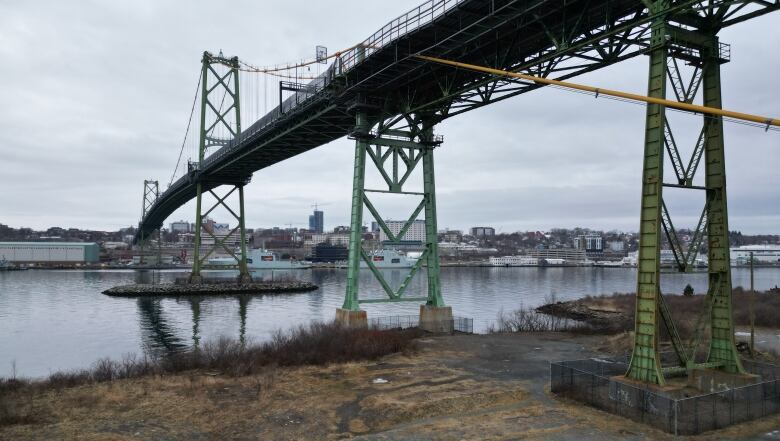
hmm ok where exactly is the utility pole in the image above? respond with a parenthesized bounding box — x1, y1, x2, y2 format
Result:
(750, 251, 755, 357)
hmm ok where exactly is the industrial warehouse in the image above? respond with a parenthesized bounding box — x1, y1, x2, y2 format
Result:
(0, 242, 100, 264)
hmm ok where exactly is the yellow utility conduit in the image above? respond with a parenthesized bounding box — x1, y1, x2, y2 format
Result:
(414, 55, 779, 129)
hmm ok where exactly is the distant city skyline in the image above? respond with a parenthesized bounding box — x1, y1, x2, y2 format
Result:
(3, 219, 779, 239)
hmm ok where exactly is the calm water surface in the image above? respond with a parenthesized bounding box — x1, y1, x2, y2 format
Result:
(1, 266, 778, 377)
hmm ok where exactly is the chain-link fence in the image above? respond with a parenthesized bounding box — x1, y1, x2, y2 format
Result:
(551, 357, 780, 435)
(369, 315, 473, 334)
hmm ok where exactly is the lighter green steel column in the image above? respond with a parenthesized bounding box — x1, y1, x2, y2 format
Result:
(231, 56, 250, 282)
(189, 52, 210, 282)
(343, 111, 370, 310)
(237, 185, 251, 281)
(702, 38, 744, 373)
(421, 124, 444, 307)
(626, 6, 668, 385)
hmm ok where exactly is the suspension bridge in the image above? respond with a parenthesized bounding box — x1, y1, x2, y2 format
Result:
(134, 0, 779, 387)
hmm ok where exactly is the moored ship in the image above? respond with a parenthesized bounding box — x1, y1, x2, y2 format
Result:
(207, 249, 311, 270)
(359, 249, 417, 269)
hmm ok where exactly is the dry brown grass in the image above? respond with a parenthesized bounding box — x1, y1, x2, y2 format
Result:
(580, 288, 780, 333)
(0, 322, 421, 428)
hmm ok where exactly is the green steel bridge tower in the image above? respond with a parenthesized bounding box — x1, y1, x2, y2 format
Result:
(626, 0, 745, 386)
(189, 51, 251, 284)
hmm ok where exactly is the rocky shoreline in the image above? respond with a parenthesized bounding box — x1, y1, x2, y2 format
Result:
(535, 299, 632, 332)
(102, 281, 318, 297)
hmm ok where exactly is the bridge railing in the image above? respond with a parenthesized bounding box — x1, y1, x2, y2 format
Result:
(336, 0, 464, 74)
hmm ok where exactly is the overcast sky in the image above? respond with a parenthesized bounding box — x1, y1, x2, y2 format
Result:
(0, 1, 778, 234)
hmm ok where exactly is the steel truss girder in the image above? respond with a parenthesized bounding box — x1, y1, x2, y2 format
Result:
(625, 6, 744, 386)
(383, 0, 779, 120)
(342, 112, 444, 310)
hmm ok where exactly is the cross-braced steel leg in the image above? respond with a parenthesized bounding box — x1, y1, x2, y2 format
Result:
(339, 110, 446, 324)
(626, 4, 744, 385)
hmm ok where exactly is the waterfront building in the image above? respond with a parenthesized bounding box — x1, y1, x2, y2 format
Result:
(527, 248, 587, 262)
(730, 245, 780, 264)
(574, 234, 603, 252)
(489, 255, 539, 266)
(198, 222, 240, 250)
(308, 209, 324, 234)
(441, 230, 463, 243)
(0, 242, 100, 264)
(327, 233, 350, 247)
(380, 220, 426, 243)
(310, 243, 348, 263)
(470, 226, 495, 237)
(169, 220, 191, 233)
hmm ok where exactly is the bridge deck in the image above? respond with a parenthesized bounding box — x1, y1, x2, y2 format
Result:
(137, 0, 778, 239)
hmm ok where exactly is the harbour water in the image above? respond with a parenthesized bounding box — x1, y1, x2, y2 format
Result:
(1, 266, 778, 378)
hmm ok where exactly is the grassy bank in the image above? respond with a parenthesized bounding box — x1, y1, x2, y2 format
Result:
(487, 288, 780, 337)
(0, 322, 421, 427)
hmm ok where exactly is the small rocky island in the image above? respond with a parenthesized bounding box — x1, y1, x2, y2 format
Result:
(103, 280, 318, 297)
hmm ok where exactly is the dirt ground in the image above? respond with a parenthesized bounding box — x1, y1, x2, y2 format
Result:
(3, 332, 780, 440)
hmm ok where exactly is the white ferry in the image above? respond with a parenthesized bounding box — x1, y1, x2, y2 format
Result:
(360, 249, 417, 269)
(489, 256, 539, 267)
(207, 249, 311, 270)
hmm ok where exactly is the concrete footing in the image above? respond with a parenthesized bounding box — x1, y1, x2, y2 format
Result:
(419, 305, 453, 333)
(688, 368, 760, 393)
(335, 308, 368, 328)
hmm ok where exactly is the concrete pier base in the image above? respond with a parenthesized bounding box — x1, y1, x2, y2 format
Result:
(335, 308, 368, 328)
(419, 305, 453, 333)
(688, 368, 760, 393)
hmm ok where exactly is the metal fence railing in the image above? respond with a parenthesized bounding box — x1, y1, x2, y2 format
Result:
(369, 314, 473, 334)
(550, 357, 780, 435)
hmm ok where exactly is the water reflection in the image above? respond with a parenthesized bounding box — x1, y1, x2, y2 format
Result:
(190, 297, 201, 347)
(136, 297, 187, 356)
(237, 295, 250, 345)
(136, 293, 254, 357)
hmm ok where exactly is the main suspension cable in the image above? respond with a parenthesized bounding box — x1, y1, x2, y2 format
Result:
(169, 70, 202, 188)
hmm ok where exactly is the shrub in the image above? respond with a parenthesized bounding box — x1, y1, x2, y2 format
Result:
(0, 321, 420, 414)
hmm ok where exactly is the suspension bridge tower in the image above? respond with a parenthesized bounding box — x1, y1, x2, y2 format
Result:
(189, 51, 252, 284)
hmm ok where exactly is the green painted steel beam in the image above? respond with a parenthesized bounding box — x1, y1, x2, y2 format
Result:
(626, 5, 670, 386)
(342, 111, 369, 311)
(627, 3, 747, 385)
(190, 52, 250, 282)
(701, 36, 744, 374)
(359, 297, 429, 304)
(341, 112, 445, 310)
